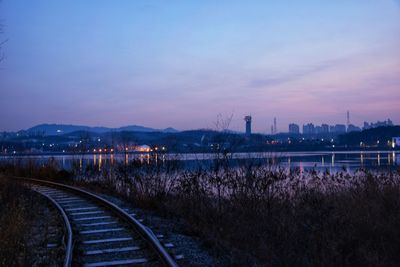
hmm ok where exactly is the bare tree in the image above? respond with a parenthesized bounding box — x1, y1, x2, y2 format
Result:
(213, 112, 234, 132)
(0, 19, 4, 63)
(0, 37, 2, 63)
(0, 1, 5, 63)
(0, 39, 4, 62)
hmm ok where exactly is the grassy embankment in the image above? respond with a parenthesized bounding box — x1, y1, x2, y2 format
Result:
(1, 157, 400, 266)
(0, 175, 65, 266)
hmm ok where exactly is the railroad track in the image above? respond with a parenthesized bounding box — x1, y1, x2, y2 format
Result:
(18, 178, 178, 267)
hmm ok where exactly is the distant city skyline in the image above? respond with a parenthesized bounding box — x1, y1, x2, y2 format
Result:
(1, 1, 399, 132)
(1, 117, 396, 136)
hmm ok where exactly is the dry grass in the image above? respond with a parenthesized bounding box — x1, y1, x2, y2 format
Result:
(0, 178, 36, 266)
(0, 177, 65, 266)
(2, 157, 400, 266)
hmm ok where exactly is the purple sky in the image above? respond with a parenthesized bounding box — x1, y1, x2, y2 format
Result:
(0, 0, 399, 133)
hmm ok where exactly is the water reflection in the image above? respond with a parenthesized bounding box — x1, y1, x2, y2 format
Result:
(361, 152, 364, 166)
(1, 151, 399, 172)
(99, 154, 102, 171)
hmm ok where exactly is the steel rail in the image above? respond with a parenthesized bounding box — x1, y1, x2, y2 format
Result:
(13, 176, 178, 267)
(32, 188, 73, 267)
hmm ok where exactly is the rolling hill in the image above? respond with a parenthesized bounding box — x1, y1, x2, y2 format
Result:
(26, 124, 179, 136)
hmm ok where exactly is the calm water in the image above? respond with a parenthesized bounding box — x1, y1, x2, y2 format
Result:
(1, 151, 399, 173)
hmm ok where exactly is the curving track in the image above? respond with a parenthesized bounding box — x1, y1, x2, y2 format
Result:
(20, 178, 178, 267)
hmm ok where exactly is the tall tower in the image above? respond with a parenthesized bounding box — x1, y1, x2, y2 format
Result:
(244, 116, 252, 136)
(274, 117, 277, 134)
(347, 110, 350, 131)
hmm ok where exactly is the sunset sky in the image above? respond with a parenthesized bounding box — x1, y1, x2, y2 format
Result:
(1, 0, 399, 133)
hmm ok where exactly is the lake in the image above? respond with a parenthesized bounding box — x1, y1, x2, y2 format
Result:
(1, 151, 399, 173)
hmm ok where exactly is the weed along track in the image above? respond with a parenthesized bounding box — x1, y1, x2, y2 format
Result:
(19, 178, 179, 267)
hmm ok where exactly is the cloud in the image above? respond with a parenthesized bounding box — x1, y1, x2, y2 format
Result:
(248, 59, 345, 89)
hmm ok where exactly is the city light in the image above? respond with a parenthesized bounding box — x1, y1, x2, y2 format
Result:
(0, 2, 398, 264)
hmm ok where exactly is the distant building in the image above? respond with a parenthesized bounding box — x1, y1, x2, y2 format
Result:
(244, 116, 252, 136)
(363, 119, 394, 130)
(330, 124, 346, 133)
(315, 126, 322, 134)
(321, 124, 329, 134)
(289, 123, 300, 134)
(347, 124, 361, 132)
(303, 123, 315, 134)
(273, 117, 277, 134)
(135, 145, 151, 152)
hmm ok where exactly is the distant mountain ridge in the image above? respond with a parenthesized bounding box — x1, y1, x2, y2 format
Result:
(26, 124, 179, 135)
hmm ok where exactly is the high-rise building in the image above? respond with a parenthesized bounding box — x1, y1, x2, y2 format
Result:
(289, 123, 300, 134)
(273, 117, 277, 134)
(303, 123, 315, 134)
(244, 116, 252, 136)
(330, 124, 346, 133)
(363, 119, 394, 130)
(347, 124, 361, 132)
(314, 124, 330, 134)
(321, 124, 329, 133)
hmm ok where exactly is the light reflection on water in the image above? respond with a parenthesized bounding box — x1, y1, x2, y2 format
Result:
(0, 151, 399, 172)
